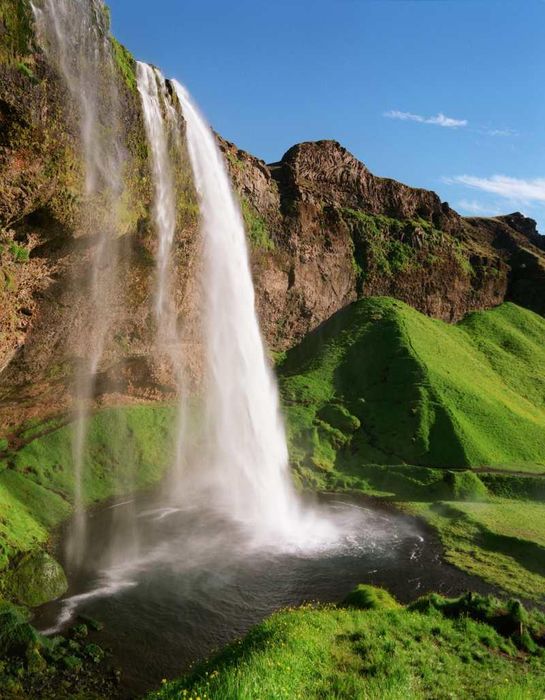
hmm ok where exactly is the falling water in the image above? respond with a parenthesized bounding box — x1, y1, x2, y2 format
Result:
(136, 63, 179, 345)
(32, 0, 125, 567)
(136, 63, 192, 504)
(172, 82, 326, 542)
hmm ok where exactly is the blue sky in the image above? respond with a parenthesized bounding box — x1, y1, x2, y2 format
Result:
(109, 0, 545, 232)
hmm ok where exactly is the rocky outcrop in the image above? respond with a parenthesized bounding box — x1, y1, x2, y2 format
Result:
(269, 140, 460, 232)
(221, 140, 543, 345)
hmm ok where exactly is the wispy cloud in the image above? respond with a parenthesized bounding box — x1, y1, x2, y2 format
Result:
(484, 128, 518, 137)
(384, 110, 468, 128)
(445, 175, 545, 204)
(457, 199, 502, 216)
(384, 111, 518, 136)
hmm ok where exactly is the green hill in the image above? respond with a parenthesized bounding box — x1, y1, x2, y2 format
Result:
(279, 297, 545, 476)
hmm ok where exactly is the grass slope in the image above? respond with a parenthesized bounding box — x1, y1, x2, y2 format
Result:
(280, 298, 545, 599)
(149, 589, 545, 700)
(0, 405, 174, 572)
(279, 297, 545, 476)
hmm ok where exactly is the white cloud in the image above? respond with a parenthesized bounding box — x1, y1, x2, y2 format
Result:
(484, 128, 518, 137)
(457, 199, 502, 216)
(384, 110, 468, 128)
(445, 175, 545, 204)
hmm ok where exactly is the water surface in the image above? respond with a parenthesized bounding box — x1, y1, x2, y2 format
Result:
(34, 490, 491, 698)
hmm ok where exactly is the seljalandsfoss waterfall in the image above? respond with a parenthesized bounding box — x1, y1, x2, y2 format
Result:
(137, 64, 333, 545)
(26, 0, 433, 694)
(171, 81, 307, 539)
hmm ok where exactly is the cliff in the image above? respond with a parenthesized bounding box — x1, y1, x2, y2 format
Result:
(222, 138, 544, 348)
(1, 0, 544, 439)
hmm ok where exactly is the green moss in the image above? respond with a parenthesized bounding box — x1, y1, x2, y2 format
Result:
(342, 584, 401, 610)
(0, 598, 115, 696)
(342, 209, 474, 283)
(0, 0, 33, 64)
(149, 592, 545, 700)
(8, 242, 29, 263)
(6, 551, 67, 607)
(16, 60, 35, 81)
(241, 198, 275, 251)
(343, 209, 419, 278)
(111, 37, 137, 93)
(0, 404, 175, 573)
(225, 150, 245, 171)
(317, 403, 360, 433)
(0, 599, 37, 656)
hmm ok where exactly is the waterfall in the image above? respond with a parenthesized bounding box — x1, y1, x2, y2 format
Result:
(32, 0, 126, 567)
(171, 82, 312, 541)
(136, 62, 180, 350)
(33, 0, 335, 567)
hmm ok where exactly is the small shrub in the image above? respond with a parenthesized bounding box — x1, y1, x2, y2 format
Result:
(9, 243, 29, 263)
(16, 61, 35, 81)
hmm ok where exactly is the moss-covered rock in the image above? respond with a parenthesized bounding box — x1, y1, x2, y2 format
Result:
(443, 470, 488, 501)
(7, 551, 67, 607)
(341, 584, 401, 611)
(0, 598, 38, 655)
(317, 403, 360, 433)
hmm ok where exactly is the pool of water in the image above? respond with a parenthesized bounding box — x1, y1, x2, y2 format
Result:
(33, 490, 491, 698)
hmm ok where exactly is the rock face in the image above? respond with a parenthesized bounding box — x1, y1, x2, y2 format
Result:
(223, 139, 543, 348)
(1, 0, 545, 437)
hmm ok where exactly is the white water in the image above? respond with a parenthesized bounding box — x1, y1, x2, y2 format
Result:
(32, 0, 125, 567)
(172, 82, 335, 545)
(136, 63, 179, 343)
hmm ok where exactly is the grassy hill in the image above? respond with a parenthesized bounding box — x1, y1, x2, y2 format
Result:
(149, 587, 545, 700)
(279, 297, 545, 477)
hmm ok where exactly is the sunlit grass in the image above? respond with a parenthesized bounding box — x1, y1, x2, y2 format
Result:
(149, 597, 545, 700)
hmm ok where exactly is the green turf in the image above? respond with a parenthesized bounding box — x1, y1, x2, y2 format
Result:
(409, 499, 545, 601)
(279, 297, 545, 475)
(0, 405, 175, 572)
(148, 589, 545, 700)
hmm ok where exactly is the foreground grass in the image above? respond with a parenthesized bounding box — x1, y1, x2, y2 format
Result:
(149, 590, 545, 700)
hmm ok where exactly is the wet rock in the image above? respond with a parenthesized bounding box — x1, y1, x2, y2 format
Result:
(77, 614, 104, 632)
(71, 623, 88, 641)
